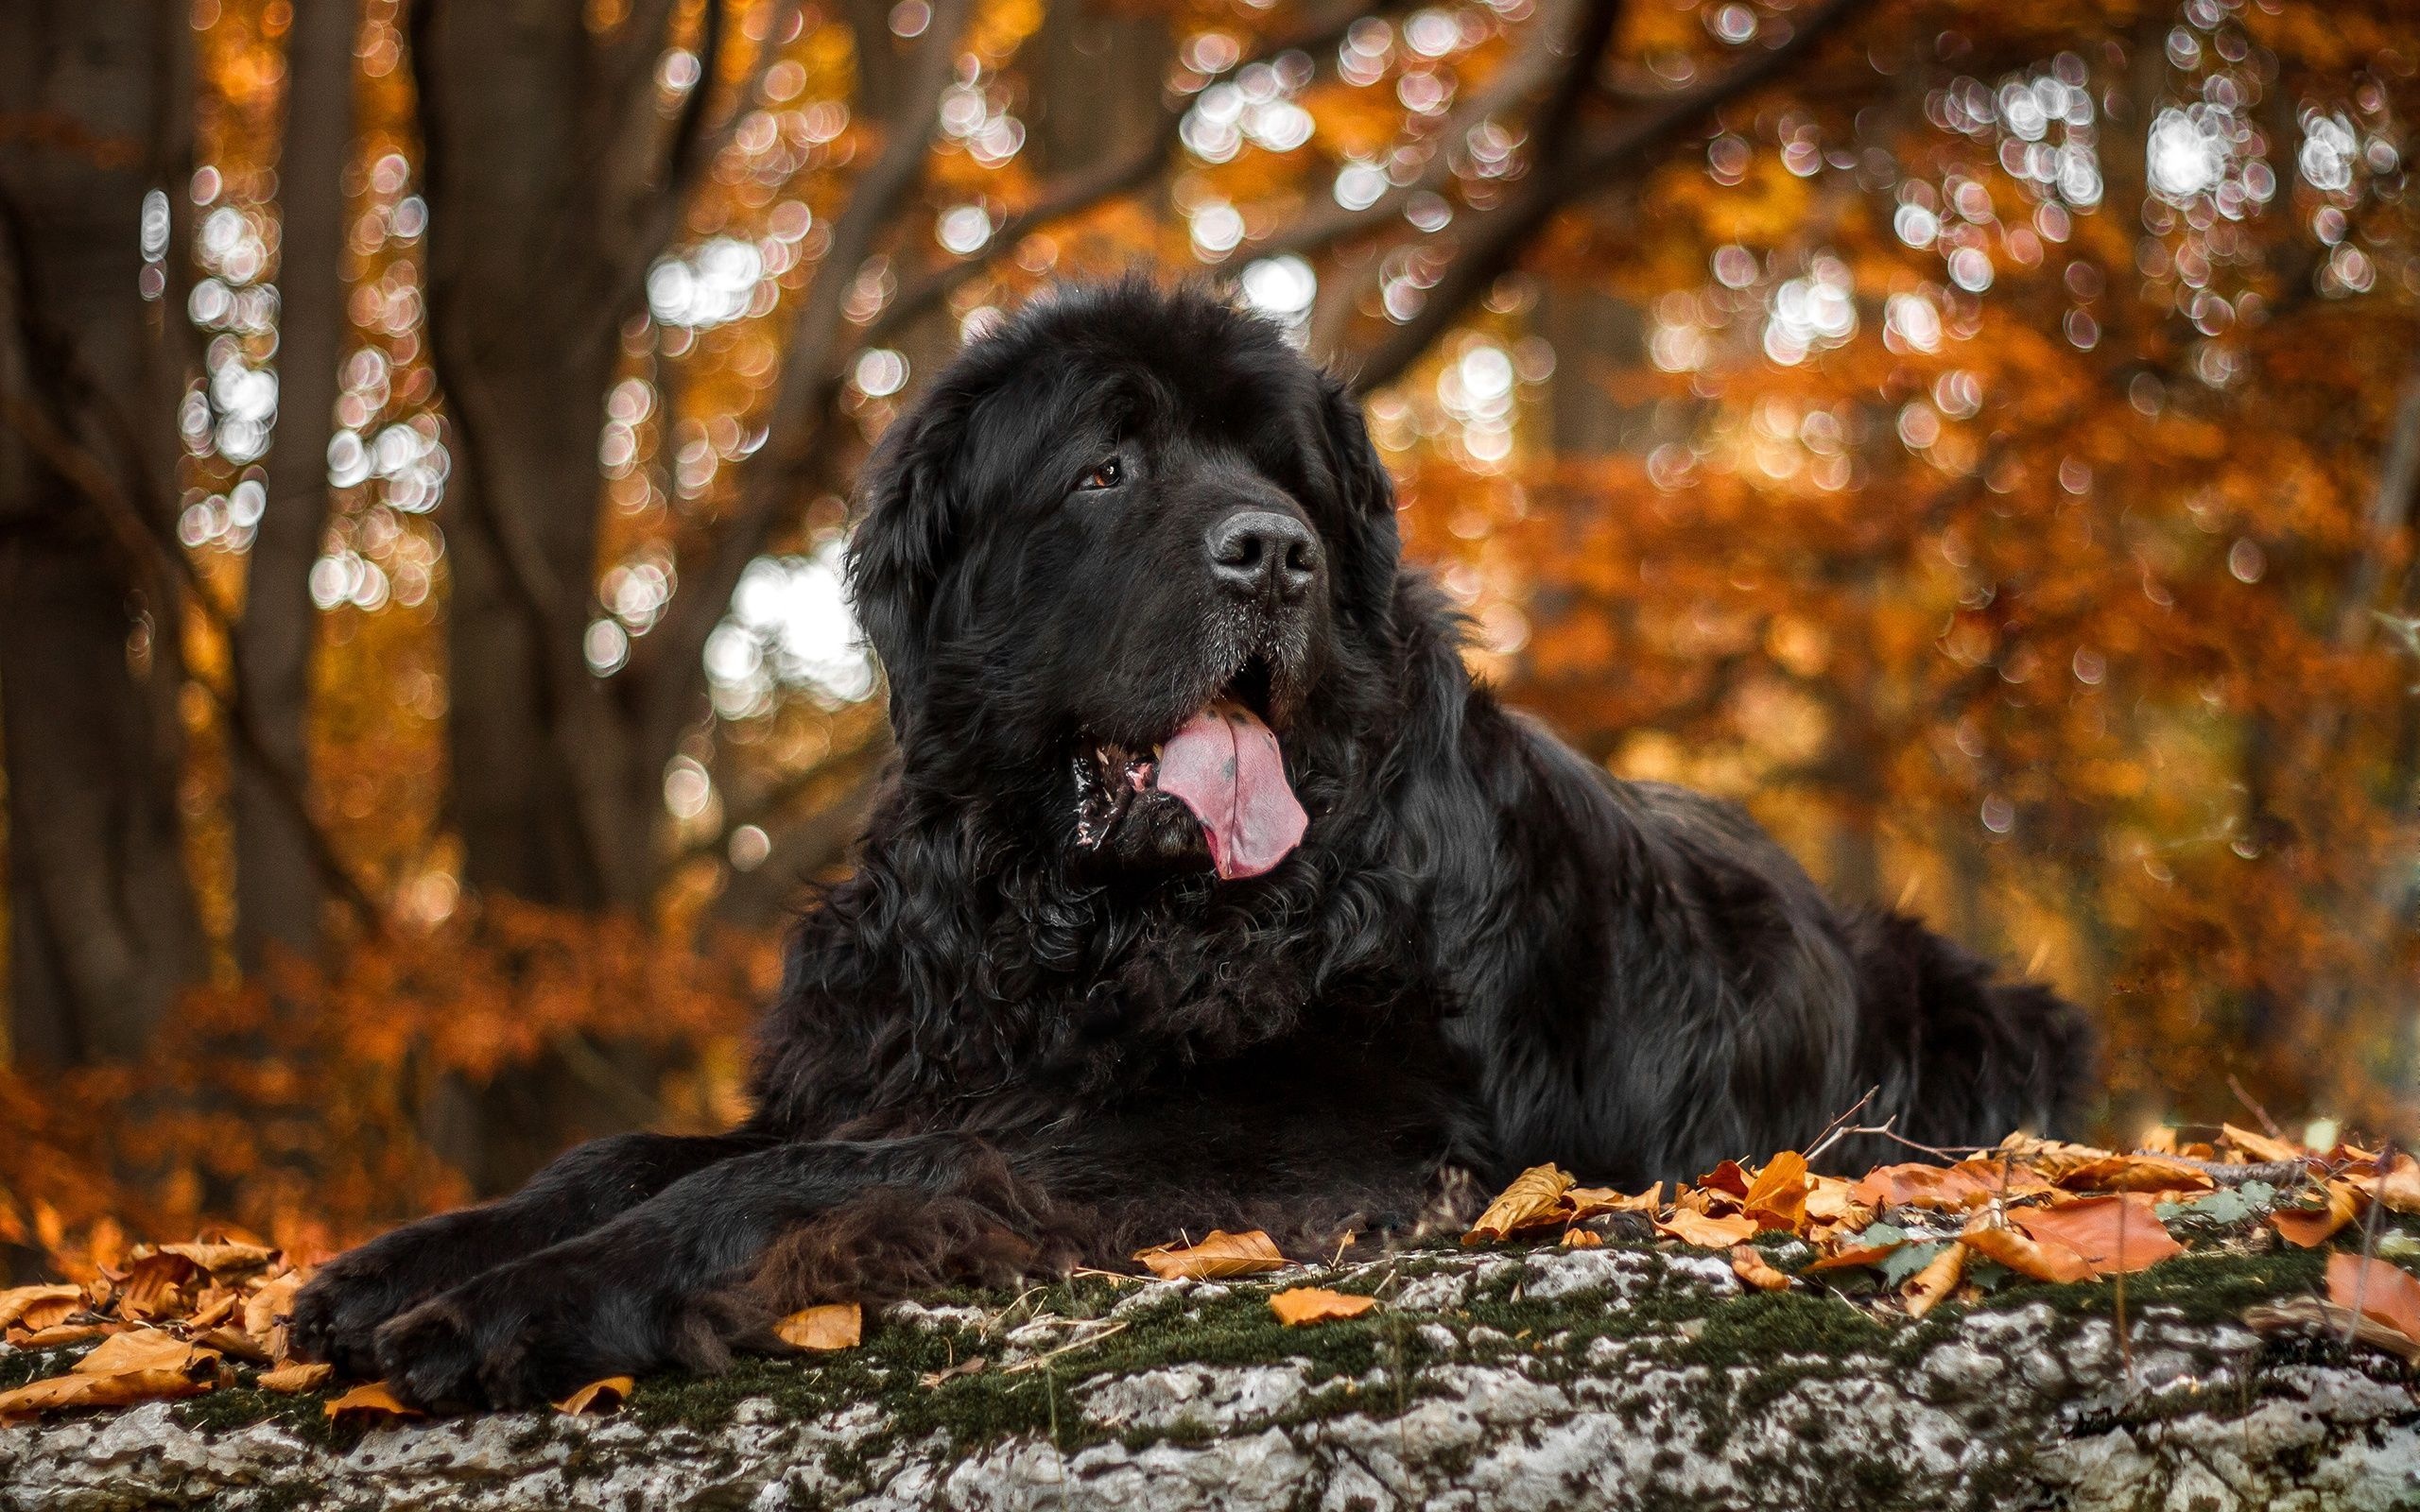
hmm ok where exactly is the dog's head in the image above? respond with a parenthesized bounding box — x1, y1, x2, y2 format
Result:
(849, 281, 1402, 883)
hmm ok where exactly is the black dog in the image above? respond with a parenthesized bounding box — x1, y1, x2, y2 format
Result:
(291, 281, 2090, 1408)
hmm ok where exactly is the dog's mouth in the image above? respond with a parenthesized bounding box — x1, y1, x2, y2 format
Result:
(1076, 655, 1307, 880)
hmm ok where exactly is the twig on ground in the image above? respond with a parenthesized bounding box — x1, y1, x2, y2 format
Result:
(1803, 1087, 1882, 1163)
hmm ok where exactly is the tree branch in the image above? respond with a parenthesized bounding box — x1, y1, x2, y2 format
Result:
(1341, 0, 1868, 394)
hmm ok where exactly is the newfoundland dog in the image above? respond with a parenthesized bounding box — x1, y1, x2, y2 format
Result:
(293, 281, 2090, 1407)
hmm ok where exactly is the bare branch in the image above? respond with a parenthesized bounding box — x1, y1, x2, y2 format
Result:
(636, 0, 977, 752)
(1341, 0, 1868, 394)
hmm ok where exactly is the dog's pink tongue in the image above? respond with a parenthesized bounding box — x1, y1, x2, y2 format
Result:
(1155, 701, 1307, 880)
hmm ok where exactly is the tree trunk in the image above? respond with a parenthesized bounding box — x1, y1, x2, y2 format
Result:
(0, 1, 203, 1066)
(232, 0, 357, 969)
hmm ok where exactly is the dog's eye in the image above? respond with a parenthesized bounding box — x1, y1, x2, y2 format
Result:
(1076, 456, 1124, 491)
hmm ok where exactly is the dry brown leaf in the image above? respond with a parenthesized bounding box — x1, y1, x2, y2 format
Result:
(1698, 1160, 1753, 1199)
(10, 1323, 115, 1349)
(256, 1362, 334, 1394)
(1744, 1151, 1810, 1233)
(1135, 1228, 1288, 1279)
(1804, 1175, 1869, 1225)
(1804, 1238, 1906, 1274)
(1654, 1209, 1759, 1248)
(1559, 1228, 1603, 1247)
(2137, 1126, 2181, 1155)
(1995, 1133, 2118, 1180)
(188, 1287, 239, 1332)
(115, 1251, 203, 1320)
(156, 1241, 277, 1275)
(325, 1382, 423, 1426)
(76, 1327, 213, 1378)
(2326, 1252, 2420, 1348)
(1730, 1246, 1791, 1291)
(1565, 1181, 1661, 1220)
(0, 1374, 104, 1418)
(2059, 1154, 2215, 1194)
(774, 1302, 863, 1350)
(2013, 1195, 2184, 1274)
(2344, 1154, 2420, 1215)
(2271, 1181, 2364, 1247)
(196, 1326, 271, 1364)
(1961, 1219, 2096, 1284)
(244, 1270, 303, 1345)
(2221, 1123, 2305, 1164)
(0, 1283, 83, 1332)
(1461, 1164, 1576, 1246)
(1901, 1242, 1967, 1317)
(555, 1375, 636, 1414)
(1853, 1160, 2044, 1211)
(1269, 1287, 1378, 1326)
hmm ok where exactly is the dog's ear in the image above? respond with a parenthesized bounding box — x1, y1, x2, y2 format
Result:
(1318, 374, 1403, 627)
(847, 395, 963, 730)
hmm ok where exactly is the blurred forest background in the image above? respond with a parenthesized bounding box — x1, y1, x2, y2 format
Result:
(2, 0, 2417, 1280)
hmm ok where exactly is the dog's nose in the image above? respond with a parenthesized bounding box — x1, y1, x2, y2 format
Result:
(1205, 510, 1321, 600)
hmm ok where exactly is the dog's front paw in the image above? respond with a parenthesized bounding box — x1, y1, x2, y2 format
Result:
(372, 1249, 748, 1410)
(290, 1240, 450, 1380)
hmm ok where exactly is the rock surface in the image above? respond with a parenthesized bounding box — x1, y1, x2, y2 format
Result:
(5, 1244, 2417, 1510)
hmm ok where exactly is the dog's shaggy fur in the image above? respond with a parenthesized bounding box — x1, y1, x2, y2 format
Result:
(291, 283, 2091, 1408)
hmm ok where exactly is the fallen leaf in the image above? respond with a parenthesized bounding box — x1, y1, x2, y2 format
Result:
(1135, 1228, 1287, 1279)
(1901, 1242, 1967, 1316)
(114, 1252, 203, 1319)
(196, 1326, 271, 1364)
(9, 1324, 115, 1349)
(0, 1283, 83, 1332)
(1744, 1152, 1810, 1233)
(188, 1288, 239, 1331)
(2013, 1196, 2184, 1274)
(324, 1382, 422, 1426)
(1461, 1164, 1576, 1245)
(1804, 1175, 1871, 1226)
(1730, 1246, 1790, 1291)
(2271, 1181, 2364, 1247)
(1961, 1220, 2096, 1284)
(2325, 1254, 2420, 1349)
(2059, 1154, 2215, 1194)
(256, 1362, 334, 1394)
(2221, 1124, 2305, 1164)
(1698, 1160, 1753, 1199)
(244, 1270, 302, 1347)
(1995, 1134, 2118, 1180)
(2344, 1154, 2420, 1215)
(1269, 1287, 1377, 1325)
(555, 1376, 635, 1415)
(1654, 1209, 1759, 1248)
(919, 1355, 987, 1387)
(1559, 1228, 1603, 1247)
(774, 1302, 863, 1350)
(1804, 1239, 1906, 1274)
(1565, 1181, 1661, 1219)
(0, 1375, 103, 1418)
(1853, 1160, 2043, 1211)
(156, 1241, 277, 1275)
(2138, 1126, 2181, 1155)
(76, 1327, 213, 1377)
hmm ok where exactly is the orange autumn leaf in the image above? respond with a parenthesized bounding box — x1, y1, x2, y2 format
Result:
(2344, 1154, 2420, 1215)
(324, 1382, 423, 1425)
(1852, 1160, 2044, 1211)
(1995, 1134, 2118, 1180)
(1961, 1219, 2096, 1284)
(256, 1361, 334, 1394)
(1698, 1160, 1753, 1199)
(555, 1375, 635, 1414)
(774, 1302, 863, 1350)
(1655, 1209, 1759, 1248)
(155, 1241, 277, 1275)
(75, 1327, 214, 1378)
(0, 1375, 107, 1418)
(1566, 1181, 1661, 1220)
(1730, 1245, 1790, 1291)
(2057, 1154, 2214, 1194)
(1559, 1228, 1603, 1247)
(1134, 1228, 1288, 1279)
(113, 1252, 202, 1319)
(1269, 1287, 1377, 1326)
(1805, 1238, 1906, 1273)
(2271, 1182, 2364, 1247)
(1901, 1242, 1966, 1317)
(2326, 1252, 2420, 1347)
(1461, 1164, 1575, 1246)
(1743, 1151, 1810, 1233)
(0, 1283, 83, 1332)
(2221, 1124, 2306, 1164)
(2012, 1196, 2184, 1274)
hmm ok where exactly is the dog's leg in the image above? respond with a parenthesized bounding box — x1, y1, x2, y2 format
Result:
(289, 1129, 769, 1378)
(371, 1132, 1014, 1409)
